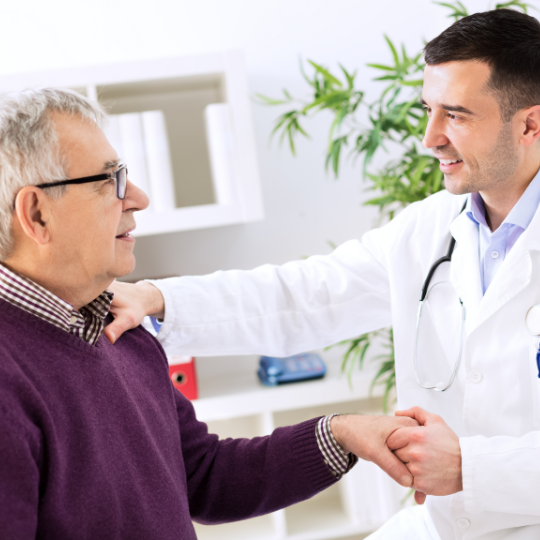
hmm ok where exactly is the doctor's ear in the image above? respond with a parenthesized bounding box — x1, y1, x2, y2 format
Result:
(13, 186, 53, 246)
(518, 105, 540, 147)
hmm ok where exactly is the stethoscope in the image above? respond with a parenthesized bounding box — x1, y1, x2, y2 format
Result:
(415, 201, 540, 389)
(414, 202, 467, 392)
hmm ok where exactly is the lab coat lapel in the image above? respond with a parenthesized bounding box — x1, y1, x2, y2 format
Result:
(475, 204, 540, 329)
(449, 211, 483, 334)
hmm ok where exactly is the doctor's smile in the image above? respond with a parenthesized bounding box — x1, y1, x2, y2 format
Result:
(437, 158, 463, 172)
(2, 4, 540, 540)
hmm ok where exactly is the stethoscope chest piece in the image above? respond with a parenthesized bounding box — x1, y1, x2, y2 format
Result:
(526, 305, 540, 336)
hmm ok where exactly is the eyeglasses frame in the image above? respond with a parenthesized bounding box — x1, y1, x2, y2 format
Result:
(37, 164, 128, 200)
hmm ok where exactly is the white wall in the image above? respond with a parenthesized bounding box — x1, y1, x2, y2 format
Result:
(1, 0, 496, 279)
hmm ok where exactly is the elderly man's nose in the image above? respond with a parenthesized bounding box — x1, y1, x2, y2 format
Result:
(124, 180, 150, 211)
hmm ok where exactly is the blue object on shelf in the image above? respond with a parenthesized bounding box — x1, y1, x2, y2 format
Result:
(257, 353, 327, 386)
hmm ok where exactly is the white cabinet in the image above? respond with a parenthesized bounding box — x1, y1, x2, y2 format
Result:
(0, 51, 264, 236)
(187, 352, 412, 540)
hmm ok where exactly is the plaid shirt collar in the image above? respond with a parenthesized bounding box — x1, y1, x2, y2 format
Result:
(0, 263, 113, 346)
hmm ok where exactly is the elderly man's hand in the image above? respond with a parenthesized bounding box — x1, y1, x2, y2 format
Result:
(104, 281, 165, 344)
(386, 406, 462, 505)
(331, 414, 419, 488)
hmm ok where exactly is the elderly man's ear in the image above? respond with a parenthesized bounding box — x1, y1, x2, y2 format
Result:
(13, 187, 53, 247)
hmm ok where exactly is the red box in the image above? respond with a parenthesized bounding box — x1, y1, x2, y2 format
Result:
(168, 356, 198, 401)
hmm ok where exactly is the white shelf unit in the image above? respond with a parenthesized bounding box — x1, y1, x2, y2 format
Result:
(182, 352, 412, 540)
(0, 51, 264, 236)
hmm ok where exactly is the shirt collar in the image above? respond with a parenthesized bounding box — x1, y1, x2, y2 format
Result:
(466, 192, 489, 229)
(466, 167, 540, 232)
(0, 262, 113, 345)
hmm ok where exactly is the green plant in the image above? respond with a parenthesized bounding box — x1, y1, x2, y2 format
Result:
(256, 34, 437, 221)
(336, 329, 396, 412)
(257, 0, 533, 411)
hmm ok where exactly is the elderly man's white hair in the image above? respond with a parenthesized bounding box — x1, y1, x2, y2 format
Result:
(0, 87, 107, 260)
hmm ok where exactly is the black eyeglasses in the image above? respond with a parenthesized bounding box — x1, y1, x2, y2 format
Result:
(37, 164, 128, 200)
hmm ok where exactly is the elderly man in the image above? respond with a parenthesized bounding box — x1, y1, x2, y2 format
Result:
(0, 88, 417, 538)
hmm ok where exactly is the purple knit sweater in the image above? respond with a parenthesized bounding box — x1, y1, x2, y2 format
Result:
(0, 298, 336, 539)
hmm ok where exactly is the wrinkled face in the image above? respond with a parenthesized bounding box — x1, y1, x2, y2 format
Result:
(422, 61, 521, 195)
(47, 112, 149, 283)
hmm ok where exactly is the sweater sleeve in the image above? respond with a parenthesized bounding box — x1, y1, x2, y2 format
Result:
(0, 410, 41, 539)
(175, 390, 337, 524)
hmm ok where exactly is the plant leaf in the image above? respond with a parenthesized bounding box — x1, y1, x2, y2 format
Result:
(401, 79, 424, 87)
(308, 60, 343, 87)
(384, 35, 400, 67)
(255, 92, 293, 105)
(495, 1, 533, 12)
(366, 63, 395, 72)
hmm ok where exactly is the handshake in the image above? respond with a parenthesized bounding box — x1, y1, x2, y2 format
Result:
(333, 407, 463, 505)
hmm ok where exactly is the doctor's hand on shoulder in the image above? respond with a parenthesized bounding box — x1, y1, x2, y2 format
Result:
(105, 281, 165, 344)
(387, 406, 463, 506)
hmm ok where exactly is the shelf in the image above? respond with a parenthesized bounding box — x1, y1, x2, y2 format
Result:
(288, 526, 373, 540)
(193, 515, 276, 540)
(285, 484, 351, 537)
(205, 413, 270, 439)
(191, 353, 384, 423)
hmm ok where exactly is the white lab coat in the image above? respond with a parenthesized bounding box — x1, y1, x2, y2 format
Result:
(151, 189, 540, 540)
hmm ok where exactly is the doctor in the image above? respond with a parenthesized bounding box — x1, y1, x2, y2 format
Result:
(107, 9, 540, 540)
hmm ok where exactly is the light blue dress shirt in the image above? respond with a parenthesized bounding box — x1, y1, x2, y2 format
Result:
(466, 169, 540, 294)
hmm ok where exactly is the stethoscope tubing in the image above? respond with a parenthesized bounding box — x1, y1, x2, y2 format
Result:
(414, 200, 467, 391)
(414, 288, 466, 391)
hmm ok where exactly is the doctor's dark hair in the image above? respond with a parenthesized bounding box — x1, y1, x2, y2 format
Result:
(424, 9, 540, 122)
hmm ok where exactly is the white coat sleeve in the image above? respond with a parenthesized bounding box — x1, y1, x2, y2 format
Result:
(460, 433, 540, 516)
(147, 233, 397, 357)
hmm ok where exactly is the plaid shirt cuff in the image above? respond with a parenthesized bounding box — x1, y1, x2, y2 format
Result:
(315, 414, 358, 479)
